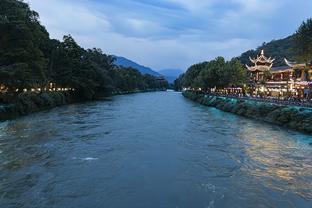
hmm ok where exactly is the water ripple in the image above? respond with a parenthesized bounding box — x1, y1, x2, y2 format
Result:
(0, 92, 311, 207)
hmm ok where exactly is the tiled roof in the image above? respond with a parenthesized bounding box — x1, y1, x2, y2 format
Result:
(271, 66, 291, 71)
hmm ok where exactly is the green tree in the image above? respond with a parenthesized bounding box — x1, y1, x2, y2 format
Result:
(0, 0, 169, 102)
(294, 18, 312, 65)
(176, 57, 247, 91)
(226, 58, 247, 87)
(51, 35, 102, 99)
(0, 0, 49, 93)
(239, 36, 296, 67)
(173, 74, 184, 91)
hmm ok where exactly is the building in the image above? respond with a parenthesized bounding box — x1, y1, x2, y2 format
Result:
(246, 50, 312, 98)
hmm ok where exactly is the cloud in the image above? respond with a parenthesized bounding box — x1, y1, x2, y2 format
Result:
(166, 0, 217, 12)
(27, 0, 111, 38)
(26, 0, 312, 71)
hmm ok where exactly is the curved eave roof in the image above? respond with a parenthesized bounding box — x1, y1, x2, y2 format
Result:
(249, 57, 275, 65)
(246, 64, 272, 72)
(284, 58, 306, 68)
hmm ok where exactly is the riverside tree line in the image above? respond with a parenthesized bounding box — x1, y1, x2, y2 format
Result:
(0, 0, 168, 102)
(174, 18, 312, 91)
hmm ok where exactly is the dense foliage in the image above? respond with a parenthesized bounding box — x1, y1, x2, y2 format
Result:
(173, 57, 247, 91)
(240, 18, 312, 67)
(294, 18, 312, 64)
(0, 0, 168, 101)
(176, 18, 312, 91)
(239, 36, 296, 67)
(0, 0, 50, 93)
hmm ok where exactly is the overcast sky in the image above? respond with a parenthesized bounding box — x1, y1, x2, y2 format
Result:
(27, 0, 312, 71)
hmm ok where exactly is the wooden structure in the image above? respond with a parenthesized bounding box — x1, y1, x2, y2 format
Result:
(246, 50, 312, 98)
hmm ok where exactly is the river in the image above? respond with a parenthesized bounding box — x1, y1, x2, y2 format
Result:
(0, 91, 312, 208)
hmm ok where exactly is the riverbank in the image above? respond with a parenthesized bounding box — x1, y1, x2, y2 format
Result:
(183, 91, 312, 134)
(0, 89, 166, 121)
(0, 91, 75, 121)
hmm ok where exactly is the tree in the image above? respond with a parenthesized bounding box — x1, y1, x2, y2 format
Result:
(294, 18, 312, 65)
(239, 36, 296, 67)
(226, 58, 247, 87)
(0, 0, 169, 101)
(0, 0, 49, 92)
(176, 57, 247, 91)
(173, 74, 184, 91)
(182, 63, 205, 88)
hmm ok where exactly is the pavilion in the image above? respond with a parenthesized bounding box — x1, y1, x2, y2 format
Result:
(246, 50, 312, 98)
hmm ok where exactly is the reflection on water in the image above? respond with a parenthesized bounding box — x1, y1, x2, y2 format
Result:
(238, 126, 312, 200)
(0, 91, 312, 208)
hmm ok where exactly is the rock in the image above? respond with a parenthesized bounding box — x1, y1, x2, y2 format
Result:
(182, 91, 312, 134)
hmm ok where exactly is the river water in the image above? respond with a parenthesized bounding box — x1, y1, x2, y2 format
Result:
(0, 91, 312, 208)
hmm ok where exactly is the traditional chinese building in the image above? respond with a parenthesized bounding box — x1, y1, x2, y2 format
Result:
(246, 50, 312, 98)
(246, 50, 275, 81)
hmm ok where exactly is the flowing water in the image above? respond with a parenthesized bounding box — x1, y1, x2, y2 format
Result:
(0, 91, 312, 208)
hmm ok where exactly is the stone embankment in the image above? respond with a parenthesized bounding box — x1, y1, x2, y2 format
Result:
(183, 91, 312, 134)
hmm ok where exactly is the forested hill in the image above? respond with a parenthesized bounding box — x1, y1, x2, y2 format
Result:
(0, 0, 168, 102)
(239, 35, 296, 67)
(114, 56, 161, 76)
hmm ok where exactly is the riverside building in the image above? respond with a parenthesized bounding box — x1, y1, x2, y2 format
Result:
(246, 50, 312, 98)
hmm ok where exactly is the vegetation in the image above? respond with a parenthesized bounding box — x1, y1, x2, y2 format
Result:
(0, 0, 168, 103)
(239, 36, 296, 67)
(173, 74, 184, 91)
(0, 0, 49, 94)
(294, 18, 312, 65)
(173, 57, 247, 91)
(240, 18, 312, 67)
(176, 18, 312, 92)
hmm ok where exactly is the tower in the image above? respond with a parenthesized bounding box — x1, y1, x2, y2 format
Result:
(246, 50, 275, 82)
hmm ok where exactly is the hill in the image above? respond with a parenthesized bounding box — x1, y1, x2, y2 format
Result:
(158, 69, 183, 83)
(114, 56, 161, 76)
(239, 35, 296, 66)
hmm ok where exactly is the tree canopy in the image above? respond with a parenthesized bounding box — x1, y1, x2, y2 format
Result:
(0, 0, 49, 92)
(239, 18, 312, 67)
(0, 0, 168, 100)
(294, 18, 312, 64)
(174, 57, 247, 91)
(176, 18, 312, 91)
(239, 36, 296, 67)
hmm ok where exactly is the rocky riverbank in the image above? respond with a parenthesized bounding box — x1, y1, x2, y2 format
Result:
(183, 91, 312, 134)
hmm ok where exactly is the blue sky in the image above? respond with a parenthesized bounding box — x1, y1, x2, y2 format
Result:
(27, 0, 312, 71)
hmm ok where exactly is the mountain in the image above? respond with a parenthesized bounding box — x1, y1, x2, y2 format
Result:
(239, 35, 296, 67)
(113, 56, 183, 83)
(114, 56, 161, 76)
(158, 69, 184, 83)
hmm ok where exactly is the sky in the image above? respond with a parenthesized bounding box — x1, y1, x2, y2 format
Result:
(27, 0, 312, 71)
